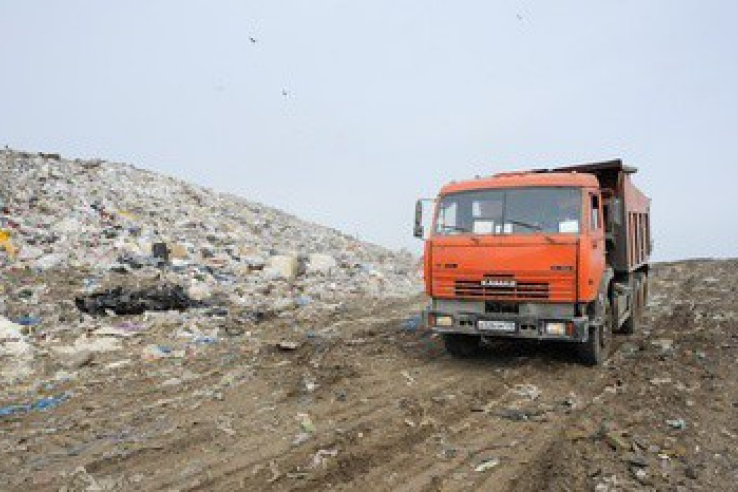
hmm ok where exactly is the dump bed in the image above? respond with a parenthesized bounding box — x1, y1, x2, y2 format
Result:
(537, 160, 652, 273)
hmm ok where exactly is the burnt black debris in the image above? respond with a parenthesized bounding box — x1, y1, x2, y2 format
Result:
(75, 285, 200, 316)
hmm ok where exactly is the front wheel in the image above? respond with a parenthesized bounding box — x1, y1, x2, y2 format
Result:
(443, 334, 481, 358)
(579, 297, 613, 366)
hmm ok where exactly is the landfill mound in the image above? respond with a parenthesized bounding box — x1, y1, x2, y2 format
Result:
(0, 149, 420, 387)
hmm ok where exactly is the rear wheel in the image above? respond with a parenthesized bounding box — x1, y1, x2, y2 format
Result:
(443, 334, 481, 358)
(579, 297, 613, 366)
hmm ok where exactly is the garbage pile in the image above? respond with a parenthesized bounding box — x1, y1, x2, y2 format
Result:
(0, 148, 421, 387)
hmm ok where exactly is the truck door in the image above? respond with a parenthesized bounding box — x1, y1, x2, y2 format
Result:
(586, 191, 606, 300)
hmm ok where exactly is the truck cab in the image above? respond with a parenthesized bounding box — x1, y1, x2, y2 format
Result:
(415, 160, 651, 365)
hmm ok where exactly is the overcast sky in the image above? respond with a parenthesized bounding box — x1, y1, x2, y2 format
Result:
(2, 1, 736, 261)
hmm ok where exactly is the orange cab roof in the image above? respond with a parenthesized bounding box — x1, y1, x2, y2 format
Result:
(439, 171, 599, 195)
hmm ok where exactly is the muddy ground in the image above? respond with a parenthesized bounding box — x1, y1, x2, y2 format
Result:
(2, 259, 737, 491)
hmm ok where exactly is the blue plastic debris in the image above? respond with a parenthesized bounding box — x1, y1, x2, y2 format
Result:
(0, 394, 68, 418)
(295, 296, 313, 307)
(193, 336, 218, 344)
(402, 315, 422, 331)
(13, 316, 41, 326)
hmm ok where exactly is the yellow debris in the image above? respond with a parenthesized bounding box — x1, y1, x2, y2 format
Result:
(0, 229, 18, 258)
(117, 210, 138, 221)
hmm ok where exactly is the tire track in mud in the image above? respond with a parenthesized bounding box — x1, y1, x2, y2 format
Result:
(306, 358, 612, 492)
(46, 304, 427, 490)
(167, 367, 483, 490)
(7, 297, 620, 492)
(181, 324, 614, 491)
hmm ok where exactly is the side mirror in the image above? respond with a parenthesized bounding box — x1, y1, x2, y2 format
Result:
(414, 200, 424, 238)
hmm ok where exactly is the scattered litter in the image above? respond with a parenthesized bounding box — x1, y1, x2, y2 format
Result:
(13, 316, 41, 327)
(402, 315, 422, 331)
(216, 418, 237, 437)
(604, 431, 630, 451)
(310, 449, 338, 469)
(651, 339, 675, 354)
(626, 454, 649, 468)
(94, 326, 144, 338)
(0, 229, 17, 258)
(277, 340, 300, 351)
(55, 335, 123, 355)
(105, 359, 132, 370)
(632, 468, 649, 484)
(511, 383, 541, 400)
(666, 418, 687, 430)
(141, 344, 180, 361)
(0, 316, 33, 357)
(562, 393, 580, 409)
(401, 370, 416, 385)
(63, 466, 104, 491)
(297, 413, 316, 434)
(619, 342, 640, 356)
(0, 393, 68, 418)
(474, 458, 500, 472)
(61, 351, 95, 369)
(267, 460, 281, 483)
(295, 295, 313, 307)
(175, 326, 219, 344)
(292, 433, 311, 446)
(496, 407, 546, 421)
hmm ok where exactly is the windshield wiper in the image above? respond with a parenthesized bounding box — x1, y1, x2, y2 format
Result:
(506, 219, 543, 232)
(506, 219, 557, 244)
(437, 225, 472, 233)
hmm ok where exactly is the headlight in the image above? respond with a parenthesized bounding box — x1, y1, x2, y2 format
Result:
(435, 315, 454, 327)
(545, 322, 567, 336)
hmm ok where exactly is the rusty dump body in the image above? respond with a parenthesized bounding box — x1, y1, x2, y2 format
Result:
(418, 160, 652, 364)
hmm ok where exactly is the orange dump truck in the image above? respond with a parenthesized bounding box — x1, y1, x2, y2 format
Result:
(414, 160, 652, 365)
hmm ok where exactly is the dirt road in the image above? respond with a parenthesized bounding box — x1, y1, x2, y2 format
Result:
(2, 260, 737, 491)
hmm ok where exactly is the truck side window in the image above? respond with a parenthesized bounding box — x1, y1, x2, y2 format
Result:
(591, 194, 601, 231)
(436, 202, 458, 233)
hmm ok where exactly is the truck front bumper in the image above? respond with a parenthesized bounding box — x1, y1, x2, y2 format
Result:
(425, 302, 591, 342)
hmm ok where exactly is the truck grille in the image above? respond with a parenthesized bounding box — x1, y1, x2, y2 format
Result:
(433, 271, 575, 302)
(454, 277, 550, 300)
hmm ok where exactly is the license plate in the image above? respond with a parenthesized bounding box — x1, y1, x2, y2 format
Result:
(478, 320, 516, 332)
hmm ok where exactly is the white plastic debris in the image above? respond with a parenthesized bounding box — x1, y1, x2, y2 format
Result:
(0, 316, 36, 382)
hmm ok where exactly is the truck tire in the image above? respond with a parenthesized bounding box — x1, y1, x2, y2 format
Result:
(621, 274, 645, 335)
(579, 297, 613, 366)
(443, 334, 481, 358)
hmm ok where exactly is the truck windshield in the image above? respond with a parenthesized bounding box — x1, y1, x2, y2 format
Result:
(434, 187, 582, 236)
